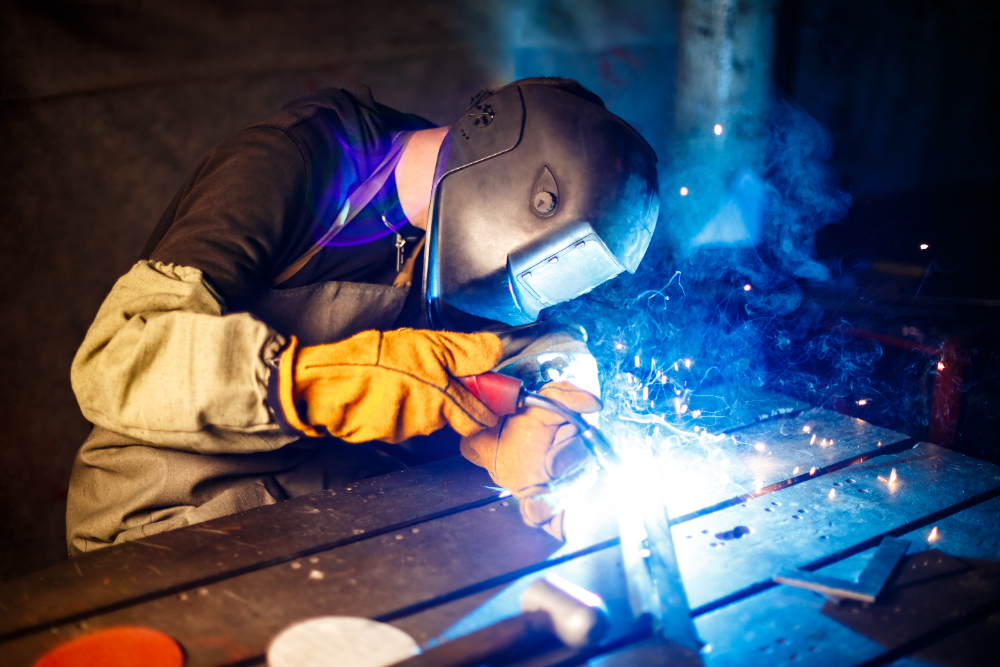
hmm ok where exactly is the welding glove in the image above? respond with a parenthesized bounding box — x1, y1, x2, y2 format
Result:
(271, 329, 503, 444)
(460, 382, 603, 541)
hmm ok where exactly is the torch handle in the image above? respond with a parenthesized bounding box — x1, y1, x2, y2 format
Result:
(455, 372, 524, 416)
(458, 372, 621, 470)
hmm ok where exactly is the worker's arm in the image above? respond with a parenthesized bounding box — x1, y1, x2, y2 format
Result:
(71, 260, 296, 454)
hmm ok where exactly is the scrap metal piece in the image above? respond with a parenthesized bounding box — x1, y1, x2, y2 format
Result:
(773, 537, 911, 603)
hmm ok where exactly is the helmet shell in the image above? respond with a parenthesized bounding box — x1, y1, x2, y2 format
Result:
(425, 84, 659, 330)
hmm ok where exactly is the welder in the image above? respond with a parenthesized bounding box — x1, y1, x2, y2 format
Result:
(66, 78, 659, 555)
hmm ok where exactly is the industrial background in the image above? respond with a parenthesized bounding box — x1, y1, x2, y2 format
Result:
(1, 0, 997, 583)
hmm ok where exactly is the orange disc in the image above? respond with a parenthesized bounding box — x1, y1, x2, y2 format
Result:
(33, 626, 184, 667)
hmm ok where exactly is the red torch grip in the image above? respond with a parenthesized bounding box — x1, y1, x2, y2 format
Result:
(456, 372, 524, 416)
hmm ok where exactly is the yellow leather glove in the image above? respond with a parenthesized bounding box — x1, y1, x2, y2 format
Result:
(460, 382, 602, 540)
(272, 329, 504, 444)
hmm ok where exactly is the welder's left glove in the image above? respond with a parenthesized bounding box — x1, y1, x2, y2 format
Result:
(271, 329, 503, 444)
(460, 382, 602, 540)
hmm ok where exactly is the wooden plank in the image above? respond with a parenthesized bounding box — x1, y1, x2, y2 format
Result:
(0, 501, 572, 667)
(0, 456, 500, 638)
(0, 388, 797, 636)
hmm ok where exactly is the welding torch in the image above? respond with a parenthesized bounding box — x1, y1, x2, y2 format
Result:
(460, 371, 703, 662)
(456, 372, 622, 470)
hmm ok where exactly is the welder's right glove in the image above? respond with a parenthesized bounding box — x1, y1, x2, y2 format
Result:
(459, 382, 602, 541)
(270, 329, 503, 444)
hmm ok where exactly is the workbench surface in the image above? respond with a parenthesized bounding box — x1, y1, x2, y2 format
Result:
(2, 391, 998, 666)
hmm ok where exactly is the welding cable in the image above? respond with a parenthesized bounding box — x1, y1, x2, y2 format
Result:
(520, 391, 622, 470)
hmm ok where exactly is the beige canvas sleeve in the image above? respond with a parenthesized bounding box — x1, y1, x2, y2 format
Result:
(71, 260, 292, 454)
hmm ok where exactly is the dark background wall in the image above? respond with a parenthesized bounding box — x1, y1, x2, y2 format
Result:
(2, 0, 997, 582)
(0, 0, 512, 582)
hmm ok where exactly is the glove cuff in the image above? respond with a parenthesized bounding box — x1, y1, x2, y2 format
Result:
(268, 336, 323, 437)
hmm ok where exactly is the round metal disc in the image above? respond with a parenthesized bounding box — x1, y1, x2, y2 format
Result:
(268, 616, 419, 667)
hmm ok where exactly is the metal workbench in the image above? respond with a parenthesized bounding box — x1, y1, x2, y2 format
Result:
(2, 390, 998, 666)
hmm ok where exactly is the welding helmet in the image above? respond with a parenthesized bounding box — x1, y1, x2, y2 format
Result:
(423, 82, 659, 330)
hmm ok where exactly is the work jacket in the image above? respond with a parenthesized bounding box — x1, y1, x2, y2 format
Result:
(67, 87, 598, 556)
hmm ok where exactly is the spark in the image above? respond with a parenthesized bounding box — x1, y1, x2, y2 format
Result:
(937, 361, 946, 371)
(793, 467, 800, 475)
(691, 409, 701, 418)
(878, 468, 899, 487)
(626, 372, 633, 383)
(828, 488, 836, 499)
(635, 355, 641, 368)
(714, 124, 723, 135)
(679, 186, 689, 196)
(755, 479, 763, 494)
(743, 283, 752, 292)
(680, 404, 688, 414)
(857, 399, 868, 406)
(643, 386, 649, 400)
(754, 443, 766, 452)
(803, 425, 811, 433)
(920, 243, 929, 250)
(684, 358, 693, 369)
(616, 343, 623, 350)
(928, 526, 939, 542)
(877, 441, 882, 447)
(810, 434, 817, 445)
(673, 362, 679, 371)
(809, 467, 817, 475)
(650, 400, 655, 409)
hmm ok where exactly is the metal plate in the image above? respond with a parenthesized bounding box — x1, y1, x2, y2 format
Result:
(659, 407, 912, 520)
(672, 442, 1000, 611)
(693, 495, 1000, 667)
(822, 553, 1000, 666)
(5, 408, 998, 667)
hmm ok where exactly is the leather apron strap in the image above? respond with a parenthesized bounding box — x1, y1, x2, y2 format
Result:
(272, 131, 414, 287)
